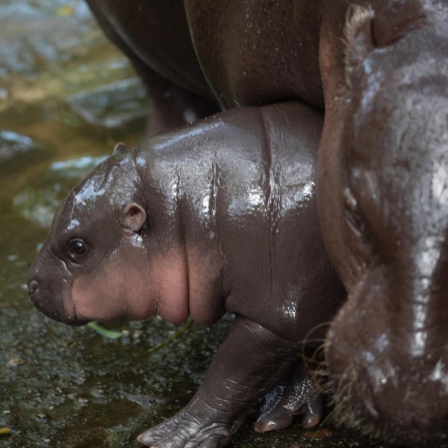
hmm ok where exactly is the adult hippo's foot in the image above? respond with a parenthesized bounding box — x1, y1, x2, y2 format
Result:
(254, 362, 323, 432)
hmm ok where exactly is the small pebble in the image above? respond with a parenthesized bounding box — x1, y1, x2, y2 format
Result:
(302, 428, 332, 440)
(6, 357, 25, 367)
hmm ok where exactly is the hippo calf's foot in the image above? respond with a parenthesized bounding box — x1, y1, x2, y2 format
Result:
(137, 405, 241, 448)
(254, 362, 323, 432)
(138, 361, 325, 448)
(137, 317, 302, 448)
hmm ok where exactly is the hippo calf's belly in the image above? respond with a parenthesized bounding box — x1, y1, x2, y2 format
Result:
(28, 101, 345, 448)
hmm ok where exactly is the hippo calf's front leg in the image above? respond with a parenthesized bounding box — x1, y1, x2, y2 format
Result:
(138, 317, 307, 448)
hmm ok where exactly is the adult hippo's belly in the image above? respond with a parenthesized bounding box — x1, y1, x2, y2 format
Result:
(84, 0, 324, 129)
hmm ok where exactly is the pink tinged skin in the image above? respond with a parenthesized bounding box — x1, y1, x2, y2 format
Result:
(186, 248, 224, 326)
(71, 237, 154, 322)
(149, 249, 189, 325)
(71, 242, 189, 325)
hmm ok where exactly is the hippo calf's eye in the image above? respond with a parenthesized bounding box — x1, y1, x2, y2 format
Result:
(68, 238, 89, 261)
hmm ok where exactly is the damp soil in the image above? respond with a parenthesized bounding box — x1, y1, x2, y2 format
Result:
(0, 1, 431, 447)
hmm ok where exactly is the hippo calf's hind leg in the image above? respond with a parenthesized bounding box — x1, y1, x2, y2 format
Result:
(137, 317, 300, 448)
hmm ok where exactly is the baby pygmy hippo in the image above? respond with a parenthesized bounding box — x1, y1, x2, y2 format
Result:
(28, 101, 345, 447)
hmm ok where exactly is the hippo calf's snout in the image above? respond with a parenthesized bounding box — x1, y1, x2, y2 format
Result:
(27, 266, 86, 326)
(27, 279, 46, 316)
(27, 209, 98, 327)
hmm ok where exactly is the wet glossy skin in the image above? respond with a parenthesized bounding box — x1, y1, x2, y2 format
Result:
(32, 0, 448, 444)
(28, 102, 345, 446)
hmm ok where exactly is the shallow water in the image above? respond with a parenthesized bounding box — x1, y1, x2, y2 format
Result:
(0, 1, 423, 447)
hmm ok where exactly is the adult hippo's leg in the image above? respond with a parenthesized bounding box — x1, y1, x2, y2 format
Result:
(318, 1, 448, 443)
(138, 317, 320, 447)
(136, 72, 220, 136)
(85, 0, 219, 135)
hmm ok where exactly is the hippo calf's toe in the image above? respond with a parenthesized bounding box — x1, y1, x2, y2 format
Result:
(28, 101, 345, 447)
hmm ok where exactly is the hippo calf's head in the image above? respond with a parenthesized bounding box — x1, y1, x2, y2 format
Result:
(28, 143, 188, 326)
(318, 6, 448, 443)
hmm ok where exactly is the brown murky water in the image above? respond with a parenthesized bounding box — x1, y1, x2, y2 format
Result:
(0, 1, 410, 447)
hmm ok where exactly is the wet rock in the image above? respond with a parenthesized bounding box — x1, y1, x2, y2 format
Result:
(0, 0, 134, 108)
(0, 1, 91, 84)
(0, 1, 91, 75)
(67, 78, 151, 128)
(0, 131, 49, 174)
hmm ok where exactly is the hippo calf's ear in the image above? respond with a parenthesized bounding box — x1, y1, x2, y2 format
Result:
(123, 203, 147, 232)
(113, 142, 127, 155)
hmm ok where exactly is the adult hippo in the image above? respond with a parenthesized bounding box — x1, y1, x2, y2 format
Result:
(28, 102, 346, 447)
(33, 0, 448, 445)
(318, 2, 448, 445)
(83, 0, 324, 134)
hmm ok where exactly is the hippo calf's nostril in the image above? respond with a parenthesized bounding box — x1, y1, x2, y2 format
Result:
(27, 280, 39, 295)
